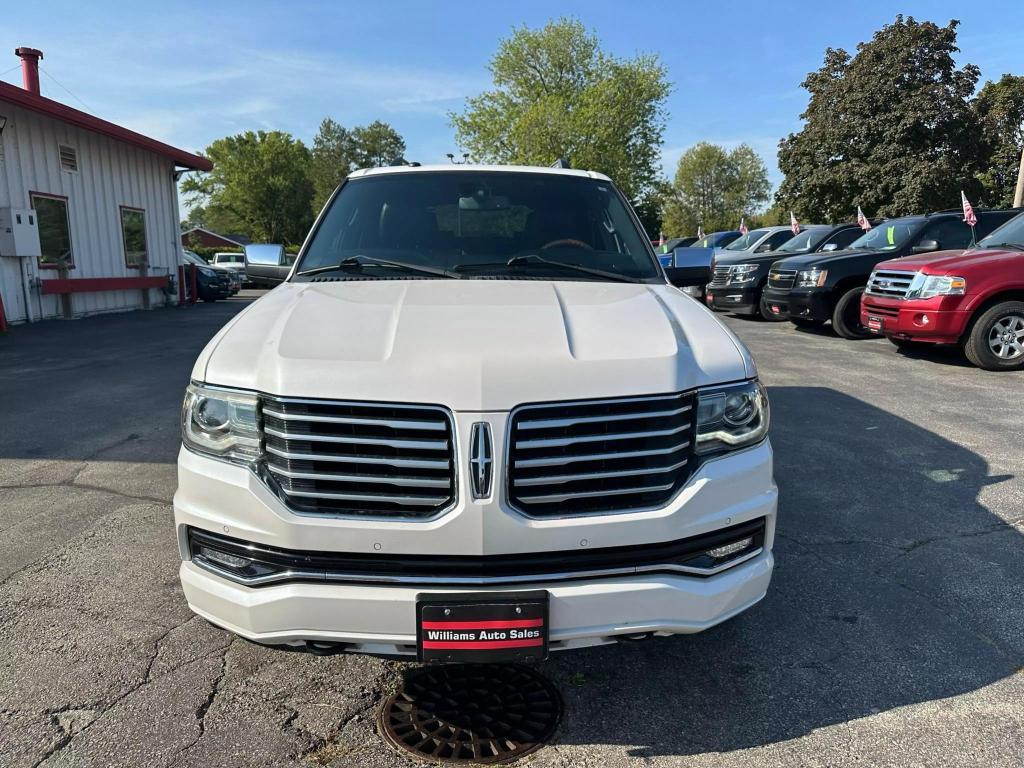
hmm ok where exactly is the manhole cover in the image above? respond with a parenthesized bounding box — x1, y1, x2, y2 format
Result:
(377, 663, 562, 764)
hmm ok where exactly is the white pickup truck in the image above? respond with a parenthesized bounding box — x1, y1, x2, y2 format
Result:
(175, 164, 777, 662)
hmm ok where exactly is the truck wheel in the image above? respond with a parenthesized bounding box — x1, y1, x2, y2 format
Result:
(963, 301, 1024, 371)
(759, 296, 788, 321)
(832, 287, 871, 339)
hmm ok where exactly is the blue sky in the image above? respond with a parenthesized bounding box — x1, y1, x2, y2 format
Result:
(3, 0, 1023, 200)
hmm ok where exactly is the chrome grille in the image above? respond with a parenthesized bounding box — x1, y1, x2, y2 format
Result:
(708, 265, 731, 287)
(261, 397, 456, 517)
(866, 270, 915, 298)
(507, 392, 696, 517)
(768, 267, 796, 290)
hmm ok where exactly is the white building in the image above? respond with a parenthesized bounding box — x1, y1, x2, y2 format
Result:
(0, 47, 211, 326)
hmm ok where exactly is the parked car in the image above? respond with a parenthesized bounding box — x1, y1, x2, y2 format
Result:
(691, 231, 742, 250)
(763, 209, 1021, 338)
(663, 230, 772, 298)
(175, 163, 777, 662)
(182, 250, 234, 301)
(213, 252, 248, 285)
(245, 244, 295, 288)
(707, 224, 864, 319)
(862, 212, 1024, 370)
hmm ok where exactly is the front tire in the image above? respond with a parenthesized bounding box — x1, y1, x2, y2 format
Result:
(832, 286, 871, 339)
(963, 301, 1024, 371)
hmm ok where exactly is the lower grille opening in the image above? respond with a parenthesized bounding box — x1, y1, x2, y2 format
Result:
(187, 518, 766, 588)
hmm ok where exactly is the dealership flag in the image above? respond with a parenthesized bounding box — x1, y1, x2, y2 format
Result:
(790, 211, 800, 235)
(857, 206, 871, 231)
(658, 232, 665, 247)
(697, 224, 705, 240)
(961, 191, 977, 227)
(739, 218, 748, 236)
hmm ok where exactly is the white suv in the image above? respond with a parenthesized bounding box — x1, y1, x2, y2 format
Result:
(175, 164, 777, 662)
(212, 252, 247, 283)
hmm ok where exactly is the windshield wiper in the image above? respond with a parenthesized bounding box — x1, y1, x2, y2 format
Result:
(975, 242, 1024, 252)
(297, 255, 457, 278)
(454, 254, 638, 283)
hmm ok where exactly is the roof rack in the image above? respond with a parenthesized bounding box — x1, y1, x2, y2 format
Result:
(550, 157, 570, 169)
(388, 156, 421, 167)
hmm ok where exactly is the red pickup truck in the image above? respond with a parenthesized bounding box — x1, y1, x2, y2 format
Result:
(861, 213, 1024, 371)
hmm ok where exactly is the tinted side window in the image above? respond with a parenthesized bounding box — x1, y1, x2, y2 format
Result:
(976, 211, 1019, 239)
(822, 227, 861, 250)
(763, 231, 794, 250)
(920, 218, 972, 250)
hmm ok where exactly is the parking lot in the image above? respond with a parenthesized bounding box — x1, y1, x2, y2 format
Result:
(1, 291, 1022, 768)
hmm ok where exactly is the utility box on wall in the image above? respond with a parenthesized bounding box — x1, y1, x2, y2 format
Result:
(0, 207, 43, 259)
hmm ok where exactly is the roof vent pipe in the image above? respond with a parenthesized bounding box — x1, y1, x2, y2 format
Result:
(15, 47, 43, 96)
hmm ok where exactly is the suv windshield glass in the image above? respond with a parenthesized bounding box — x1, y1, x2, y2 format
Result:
(777, 229, 823, 253)
(296, 171, 659, 281)
(722, 229, 770, 251)
(976, 212, 1024, 249)
(848, 219, 923, 251)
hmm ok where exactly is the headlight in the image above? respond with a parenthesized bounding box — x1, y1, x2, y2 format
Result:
(696, 380, 770, 455)
(796, 268, 827, 287)
(181, 383, 260, 463)
(906, 273, 966, 299)
(728, 264, 760, 284)
(199, 267, 216, 277)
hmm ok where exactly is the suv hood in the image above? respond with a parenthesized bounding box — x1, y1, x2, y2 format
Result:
(195, 280, 755, 411)
(874, 248, 1006, 275)
(715, 249, 798, 267)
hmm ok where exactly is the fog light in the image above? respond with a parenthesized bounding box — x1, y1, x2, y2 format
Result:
(200, 547, 250, 570)
(705, 537, 754, 560)
(914, 313, 930, 326)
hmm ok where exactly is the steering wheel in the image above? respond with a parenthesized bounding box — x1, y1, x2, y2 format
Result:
(540, 238, 593, 251)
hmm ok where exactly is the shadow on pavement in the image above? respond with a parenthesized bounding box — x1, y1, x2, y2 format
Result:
(543, 385, 1021, 757)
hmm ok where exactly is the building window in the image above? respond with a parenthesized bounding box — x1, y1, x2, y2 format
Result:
(30, 192, 74, 269)
(58, 144, 79, 172)
(120, 207, 148, 268)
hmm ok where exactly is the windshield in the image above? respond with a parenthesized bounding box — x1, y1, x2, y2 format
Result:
(296, 171, 659, 282)
(778, 229, 824, 253)
(182, 250, 205, 266)
(976, 212, 1024, 249)
(215, 254, 243, 264)
(723, 229, 770, 251)
(848, 219, 923, 251)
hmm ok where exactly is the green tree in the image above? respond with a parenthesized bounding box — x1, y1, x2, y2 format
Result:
(777, 16, 981, 221)
(350, 120, 406, 169)
(182, 131, 314, 245)
(451, 18, 671, 203)
(661, 142, 771, 234)
(973, 75, 1024, 207)
(310, 118, 354, 213)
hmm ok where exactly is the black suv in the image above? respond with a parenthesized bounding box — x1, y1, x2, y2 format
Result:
(707, 223, 864, 320)
(762, 209, 1022, 338)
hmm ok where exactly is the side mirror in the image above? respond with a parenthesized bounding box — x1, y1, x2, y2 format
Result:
(912, 239, 940, 254)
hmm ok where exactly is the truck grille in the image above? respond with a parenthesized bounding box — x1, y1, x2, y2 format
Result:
(866, 270, 915, 299)
(507, 392, 696, 517)
(261, 396, 456, 517)
(708, 265, 731, 287)
(768, 267, 796, 290)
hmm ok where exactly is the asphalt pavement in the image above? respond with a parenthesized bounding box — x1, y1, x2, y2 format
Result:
(1, 291, 1022, 768)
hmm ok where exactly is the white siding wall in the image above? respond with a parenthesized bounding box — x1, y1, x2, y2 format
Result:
(0, 101, 183, 323)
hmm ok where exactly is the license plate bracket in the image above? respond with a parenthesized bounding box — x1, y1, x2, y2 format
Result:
(867, 315, 884, 333)
(416, 591, 549, 663)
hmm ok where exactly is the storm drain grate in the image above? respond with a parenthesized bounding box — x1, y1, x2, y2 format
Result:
(377, 663, 562, 764)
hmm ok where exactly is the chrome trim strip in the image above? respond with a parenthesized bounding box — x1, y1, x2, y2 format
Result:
(515, 423, 689, 450)
(264, 426, 448, 451)
(269, 466, 450, 487)
(517, 404, 691, 430)
(278, 487, 447, 505)
(513, 459, 689, 487)
(191, 547, 765, 587)
(265, 445, 450, 470)
(262, 408, 447, 431)
(516, 482, 676, 504)
(513, 441, 690, 469)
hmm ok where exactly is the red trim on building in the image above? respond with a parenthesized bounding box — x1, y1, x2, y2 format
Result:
(0, 80, 212, 171)
(0, 292, 8, 332)
(41, 276, 168, 294)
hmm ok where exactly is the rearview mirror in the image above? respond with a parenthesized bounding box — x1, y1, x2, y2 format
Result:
(911, 239, 940, 255)
(820, 243, 838, 252)
(755, 243, 774, 253)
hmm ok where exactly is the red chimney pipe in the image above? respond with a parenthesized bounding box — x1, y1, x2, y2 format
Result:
(15, 47, 43, 96)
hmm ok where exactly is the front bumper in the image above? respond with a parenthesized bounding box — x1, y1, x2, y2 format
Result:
(784, 288, 833, 322)
(174, 435, 777, 656)
(861, 295, 970, 344)
(706, 285, 759, 315)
